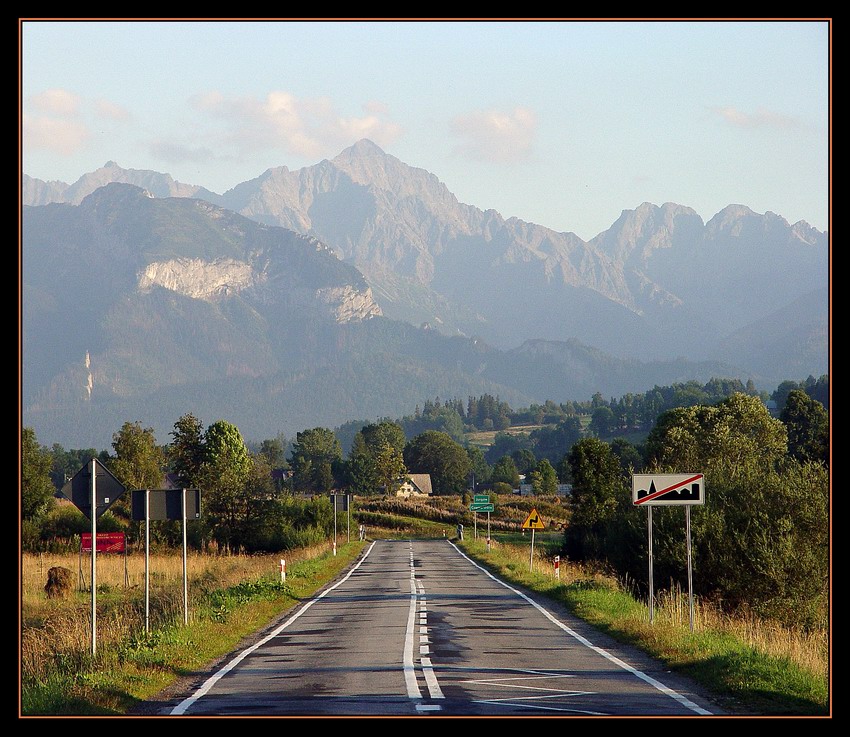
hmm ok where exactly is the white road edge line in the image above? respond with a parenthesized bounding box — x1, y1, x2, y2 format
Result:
(448, 541, 713, 716)
(405, 544, 423, 700)
(170, 541, 378, 715)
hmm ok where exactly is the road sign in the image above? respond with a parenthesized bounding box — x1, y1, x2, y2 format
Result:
(81, 532, 126, 553)
(522, 508, 546, 530)
(469, 503, 494, 512)
(61, 459, 127, 520)
(331, 493, 349, 511)
(632, 474, 705, 506)
(473, 494, 490, 505)
(132, 489, 202, 520)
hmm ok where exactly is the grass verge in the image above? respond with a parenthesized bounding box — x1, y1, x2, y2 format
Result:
(21, 541, 366, 716)
(457, 535, 830, 717)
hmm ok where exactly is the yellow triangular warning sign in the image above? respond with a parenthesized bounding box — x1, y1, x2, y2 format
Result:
(522, 507, 546, 530)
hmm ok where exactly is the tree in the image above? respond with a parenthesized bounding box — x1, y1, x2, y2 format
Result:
(564, 437, 624, 560)
(484, 431, 532, 465)
(589, 406, 615, 437)
(645, 393, 787, 477)
(530, 416, 582, 463)
(48, 444, 99, 490)
(343, 421, 407, 495)
(168, 413, 205, 488)
(361, 421, 406, 455)
(466, 445, 491, 489)
(258, 435, 287, 470)
(404, 431, 471, 495)
(490, 455, 520, 489)
(373, 440, 408, 496)
(511, 448, 537, 476)
(289, 427, 342, 494)
(530, 458, 558, 495)
(198, 420, 254, 552)
(109, 421, 165, 491)
(781, 390, 829, 465)
(22, 427, 54, 522)
(610, 437, 643, 475)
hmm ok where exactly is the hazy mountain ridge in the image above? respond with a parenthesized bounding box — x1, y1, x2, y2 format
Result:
(22, 182, 754, 449)
(22, 141, 828, 448)
(23, 140, 827, 366)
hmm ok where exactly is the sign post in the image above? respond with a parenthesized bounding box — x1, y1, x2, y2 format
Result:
(61, 459, 127, 655)
(469, 496, 493, 547)
(521, 508, 546, 571)
(633, 474, 705, 632)
(90, 460, 96, 653)
(131, 488, 201, 632)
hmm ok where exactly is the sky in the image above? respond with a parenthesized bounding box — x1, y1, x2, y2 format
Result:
(20, 19, 830, 241)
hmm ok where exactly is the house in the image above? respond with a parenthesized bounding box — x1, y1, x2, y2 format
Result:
(396, 474, 433, 498)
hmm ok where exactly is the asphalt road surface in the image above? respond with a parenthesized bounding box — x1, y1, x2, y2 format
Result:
(164, 539, 724, 717)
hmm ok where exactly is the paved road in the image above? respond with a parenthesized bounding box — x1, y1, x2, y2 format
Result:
(168, 539, 722, 717)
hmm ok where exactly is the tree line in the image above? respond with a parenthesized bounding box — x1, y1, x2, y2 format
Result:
(22, 376, 829, 628)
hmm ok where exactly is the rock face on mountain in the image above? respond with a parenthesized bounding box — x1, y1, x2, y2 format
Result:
(22, 181, 750, 449)
(22, 183, 382, 408)
(22, 140, 829, 449)
(23, 139, 826, 367)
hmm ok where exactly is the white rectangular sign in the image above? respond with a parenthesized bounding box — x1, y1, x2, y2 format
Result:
(632, 473, 705, 506)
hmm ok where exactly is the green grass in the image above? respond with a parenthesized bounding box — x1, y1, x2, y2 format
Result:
(22, 517, 829, 717)
(20, 542, 366, 716)
(457, 535, 830, 717)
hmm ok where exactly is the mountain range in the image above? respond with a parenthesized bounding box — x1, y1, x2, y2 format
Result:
(21, 140, 829, 449)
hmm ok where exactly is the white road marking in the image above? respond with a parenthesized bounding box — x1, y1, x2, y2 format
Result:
(472, 700, 606, 715)
(410, 543, 444, 703)
(448, 541, 714, 716)
(405, 544, 424, 700)
(421, 657, 445, 700)
(170, 541, 379, 715)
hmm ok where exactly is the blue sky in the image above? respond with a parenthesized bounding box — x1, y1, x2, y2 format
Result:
(21, 19, 830, 241)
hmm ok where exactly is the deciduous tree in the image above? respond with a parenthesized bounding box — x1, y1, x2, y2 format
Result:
(404, 431, 471, 495)
(22, 427, 54, 522)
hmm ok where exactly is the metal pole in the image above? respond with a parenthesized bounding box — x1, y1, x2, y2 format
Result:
(333, 494, 337, 555)
(145, 489, 150, 634)
(182, 489, 189, 625)
(474, 511, 477, 540)
(529, 528, 535, 571)
(90, 459, 97, 655)
(686, 506, 694, 633)
(347, 494, 351, 543)
(487, 512, 491, 552)
(648, 505, 654, 624)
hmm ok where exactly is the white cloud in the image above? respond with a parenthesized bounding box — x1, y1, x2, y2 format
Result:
(712, 105, 800, 130)
(450, 107, 537, 163)
(191, 90, 402, 159)
(23, 115, 88, 155)
(28, 88, 81, 116)
(95, 98, 131, 122)
(23, 89, 130, 155)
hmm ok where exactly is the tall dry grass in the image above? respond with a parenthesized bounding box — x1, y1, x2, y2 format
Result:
(21, 543, 332, 684)
(473, 539, 829, 682)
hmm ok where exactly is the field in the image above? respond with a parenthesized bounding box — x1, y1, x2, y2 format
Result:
(20, 502, 830, 717)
